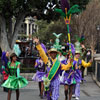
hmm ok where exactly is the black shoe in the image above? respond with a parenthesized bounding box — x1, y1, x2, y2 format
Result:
(40, 95, 44, 99)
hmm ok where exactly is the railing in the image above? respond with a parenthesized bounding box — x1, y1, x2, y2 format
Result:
(92, 54, 100, 87)
(19, 56, 38, 73)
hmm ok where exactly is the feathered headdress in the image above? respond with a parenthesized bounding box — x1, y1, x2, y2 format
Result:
(13, 44, 21, 57)
(52, 33, 62, 51)
(75, 35, 85, 43)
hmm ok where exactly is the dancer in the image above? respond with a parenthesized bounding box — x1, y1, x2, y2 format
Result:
(61, 44, 78, 100)
(75, 35, 87, 83)
(33, 37, 73, 100)
(2, 53, 28, 100)
(74, 42, 92, 100)
(32, 57, 45, 99)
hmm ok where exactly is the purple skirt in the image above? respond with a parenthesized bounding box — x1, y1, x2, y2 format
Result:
(60, 69, 82, 85)
(64, 71, 75, 85)
(32, 71, 45, 82)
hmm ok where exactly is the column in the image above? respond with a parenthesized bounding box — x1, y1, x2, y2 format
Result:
(25, 20, 30, 41)
(30, 23, 33, 35)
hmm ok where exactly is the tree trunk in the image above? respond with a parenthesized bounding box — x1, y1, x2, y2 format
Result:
(0, 16, 11, 51)
(0, 13, 26, 52)
(7, 17, 13, 48)
(1, 32, 11, 52)
(11, 13, 26, 49)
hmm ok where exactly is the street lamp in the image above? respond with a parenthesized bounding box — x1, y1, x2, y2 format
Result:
(96, 25, 100, 53)
(96, 25, 100, 31)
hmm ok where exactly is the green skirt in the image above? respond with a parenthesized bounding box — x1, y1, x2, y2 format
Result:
(2, 75, 28, 90)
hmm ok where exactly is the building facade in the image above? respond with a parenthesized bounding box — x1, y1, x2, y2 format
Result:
(18, 16, 38, 41)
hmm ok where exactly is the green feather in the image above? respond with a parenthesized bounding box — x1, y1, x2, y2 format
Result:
(67, 5, 80, 17)
(79, 38, 85, 43)
(54, 8, 66, 18)
(75, 35, 80, 42)
(54, 5, 80, 19)
(75, 35, 85, 43)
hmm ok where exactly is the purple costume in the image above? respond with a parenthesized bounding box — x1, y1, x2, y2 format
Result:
(61, 58, 78, 85)
(1, 52, 9, 68)
(47, 78, 60, 100)
(73, 59, 83, 99)
(32, 58, 46, 82)
(1, 52, 9, 92)
(46, 58, 61, 100)
(1, 51, 9, 76)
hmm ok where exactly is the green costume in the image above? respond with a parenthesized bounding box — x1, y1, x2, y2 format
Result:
(2, 61, 28, 90)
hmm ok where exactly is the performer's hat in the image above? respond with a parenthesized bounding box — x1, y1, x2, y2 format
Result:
(75, 42, 82, 54)
(48, 48, 60, 54)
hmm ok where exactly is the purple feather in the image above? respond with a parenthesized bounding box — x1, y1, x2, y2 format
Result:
(67, 43, 75, 55)
(1, 51, 9, 68)
(41, 43, 47, 53)
(61, 0, 70, 13)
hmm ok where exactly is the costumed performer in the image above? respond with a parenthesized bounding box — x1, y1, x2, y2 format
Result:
(33, 37, 73, 100)
(73, 42, 92, 100)
(60, 43, 79, 100)
(2, 53, 28, 100)
(32, 43, 47, 99)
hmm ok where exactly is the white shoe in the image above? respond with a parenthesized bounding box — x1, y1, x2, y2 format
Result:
(75, 97, 79, 100)
(72, 94, 75, 98)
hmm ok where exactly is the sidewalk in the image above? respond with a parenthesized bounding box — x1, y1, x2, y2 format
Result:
(0, 74, 100, 100)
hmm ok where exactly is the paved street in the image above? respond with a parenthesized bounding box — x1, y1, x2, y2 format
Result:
(0, 74, 100, 100)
